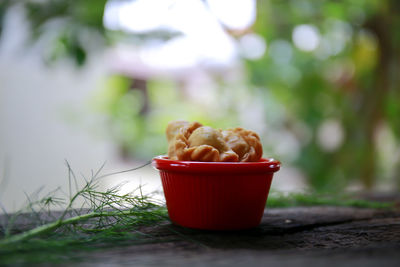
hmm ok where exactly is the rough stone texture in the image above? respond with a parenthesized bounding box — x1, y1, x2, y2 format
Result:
(65, 207, 400, 266)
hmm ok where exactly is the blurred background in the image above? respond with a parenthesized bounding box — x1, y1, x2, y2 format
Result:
(1, 0, 399, 212)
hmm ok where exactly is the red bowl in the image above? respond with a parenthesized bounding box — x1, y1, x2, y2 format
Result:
(152, 156, 280, 230)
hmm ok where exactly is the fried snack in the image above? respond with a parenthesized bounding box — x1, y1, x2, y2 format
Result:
(166, 120, 191, 160)
(221, 128, 263, 162)
(167, 121, 200, 160)
(166, 121, 262, 162)
(174, 124, 239, 162)
(166, 120, 190, 142)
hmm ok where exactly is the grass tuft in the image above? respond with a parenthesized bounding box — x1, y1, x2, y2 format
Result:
(0, 161, 169, 264)
(266, 191, 395, 209)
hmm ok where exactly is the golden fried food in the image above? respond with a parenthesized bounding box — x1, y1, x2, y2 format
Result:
(166, 121, 263, 162)
(166, 120, 190, 142)
(166, 120, 192, 160)
(222, 128, 263, 162)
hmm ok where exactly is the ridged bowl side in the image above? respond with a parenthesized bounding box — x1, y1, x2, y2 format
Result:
(159, 171, 273, 230)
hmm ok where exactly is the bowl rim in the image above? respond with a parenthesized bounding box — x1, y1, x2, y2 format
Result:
(152, 155, 280, 174)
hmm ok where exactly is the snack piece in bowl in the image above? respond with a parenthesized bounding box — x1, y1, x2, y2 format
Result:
(166, 120, 191, 160)
(166, 120, 190, 142)
(166, 120, 263, 162)
(221, 128, 263, 162)
(175, 123, 239, 162)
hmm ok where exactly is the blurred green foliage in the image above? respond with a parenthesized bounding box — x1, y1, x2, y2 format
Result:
(248, 0, 400, 191)
(91, 75, 243, 159)
(1, 0, 400, 191)
(0, 0, 107, 65)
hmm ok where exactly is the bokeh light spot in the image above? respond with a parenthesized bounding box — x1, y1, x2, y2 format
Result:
(292, 24, 320, 52)
(239, 33, 266, 60)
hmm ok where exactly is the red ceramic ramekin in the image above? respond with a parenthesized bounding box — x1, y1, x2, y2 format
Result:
(152, 156, 280, 230)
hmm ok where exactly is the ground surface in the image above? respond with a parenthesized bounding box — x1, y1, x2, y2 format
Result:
(53, 206, 400, 266)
